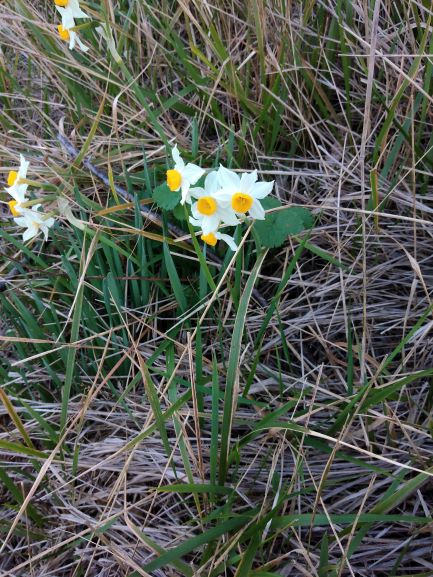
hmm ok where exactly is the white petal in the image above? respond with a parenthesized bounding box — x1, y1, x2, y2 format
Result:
(69, 0, 89, 18)
(250, 180, 274, 199)
(61, 10, 76, 30)
(180, 180, 191, 205)
(22, 226, 38, 242)
(217, 165, 240, 190)
(182, 163, 205, 185)
(7, 184, 28, 203)
(216, 232, 237, 251)
(189, 187, 205, 199)
(212, 190, 233, 204)
(218, 206, 240, 226)
(18, 155, 29, 180)
(189, 216, 201, 227)
(172, 145, 184, 170)
(202, 214, 220, 235)
(14, 216, 27, 227)
(249, 200, 265, 220)
(239, 170, 258, 194)
(191, 202, 201, 220)
(43, 217, 56, 229)
(204, 171, 220, 195)
(75, 34, 89, 52)
(69, 31, 77, 50)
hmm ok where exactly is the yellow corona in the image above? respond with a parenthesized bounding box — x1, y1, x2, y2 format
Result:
(232, 192, 253, 213)
(166, 169, 182, 191)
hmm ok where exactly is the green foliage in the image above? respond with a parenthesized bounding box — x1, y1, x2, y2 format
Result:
(152, 183, 181, 210)
(1, 1, 432, 575)
(254, 198, 313, 248)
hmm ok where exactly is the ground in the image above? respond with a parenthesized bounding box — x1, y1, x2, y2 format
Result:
(0, 1, 433, 576)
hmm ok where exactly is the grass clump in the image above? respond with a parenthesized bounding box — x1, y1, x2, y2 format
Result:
(1, 1, 433, 576)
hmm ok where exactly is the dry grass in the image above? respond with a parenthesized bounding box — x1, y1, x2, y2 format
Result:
(1, 1, 433, 576)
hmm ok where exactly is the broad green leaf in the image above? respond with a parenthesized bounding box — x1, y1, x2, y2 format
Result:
(153, 183, 181, 210)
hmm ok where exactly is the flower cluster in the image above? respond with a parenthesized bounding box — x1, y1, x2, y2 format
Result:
(4, 156, 55, 242)
(166, 146, 274, 251)
(54, 0, 89, 52)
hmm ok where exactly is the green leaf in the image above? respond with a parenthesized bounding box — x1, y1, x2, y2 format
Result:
(172, 202, 187, 221)
(153, 183, 181, 210)
(254, 200, 313, 248)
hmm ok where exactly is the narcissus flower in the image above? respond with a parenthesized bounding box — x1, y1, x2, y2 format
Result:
(14, 206, 55, 242)
(57, 24, 89, 52)
(214, 165, 274, 220)
(200, 231, 237, 251)
(5, 155, 29, 216)
(189, 172, 239, 234)
(54, 0, 89, 30)
(166, 145, 205, 205)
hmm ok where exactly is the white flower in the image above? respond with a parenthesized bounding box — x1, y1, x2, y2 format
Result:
(166, 145, 205, 205)
(5, 154, 29, 216)
(55, 0, 89, 30)
(200, 231, 237, 251)
(213, 165, 274, 220)
(189, 172, 239, 235)
(58, 24, 89, 52)
(14, 206, 55, 242)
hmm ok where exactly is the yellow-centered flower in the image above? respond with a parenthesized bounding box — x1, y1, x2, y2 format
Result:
(58, 24, 70, 41)
(201, 232, 218, 247)
(189, 172, 239, 235)
(167, 145, 205, 204)
(55, 0, 89, 51)
(8, 200, 20, 217)
(7, 170, 18, 186)
(166, 169, 182, 192)
(13, 206, 56, 242)
(5, 155, 30, 216)
(231, 192, 254, 213)
(213, 165, 274, 220)
(197, 196, 217, 216)
(200, 230, 237, 251)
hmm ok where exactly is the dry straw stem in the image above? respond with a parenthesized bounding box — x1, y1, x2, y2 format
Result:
(1, 1, 433, 577)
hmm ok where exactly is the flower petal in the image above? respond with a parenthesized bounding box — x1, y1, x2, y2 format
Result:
(239, 170, 258, 194)
(191, 202, 200, 219)
(189, 186, 206, 199)
(18, 155, 29, 180)
(212, 190, 232, 204)
(249, 200, 265, 220)
(75, 34, 89, 52)
(183, 163, 205, 185)
(180, 180, 191, 205)
(61, 10, 76, 30)
(219, 206, 240, 226)
(23, 226, 38, 242)
(7, 184, 28, 203)
(171, 144, 183, 164)
(13, 216, 27, 227)
(204, 171, 220, 195)
(202, 214, 220, 235)
(43, 217, 56, 229)
(189, 216, 201, 227)
(217, 165, 240, 190)
(216, 232, 237, 251)
(69, 0, 90, 18)
(69, 31, 77, 50)
(250, 180, 274, 199)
